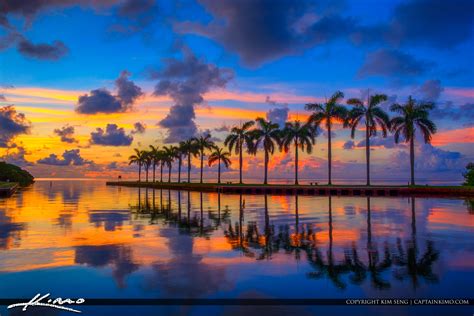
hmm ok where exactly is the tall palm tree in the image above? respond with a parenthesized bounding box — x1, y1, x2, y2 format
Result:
(176, 142, 187, 183)
(181, 139, 199, 183)
(251, 117, 281, 185)
(224, 121, 255, 184)
(193, 134, 215, 183)
(149, 145, 160, 182)
(158, 150, 166, 183)
(208, 146, 232, 184)
(281, 120, 317, 185)
(346, 93, 391, 186)
(306, 91, 348, 185)
(390, 96, 437, 185)
(142, 151, 152, 183)
(128, 148, 145, 182)
(162, 145, 175, 183)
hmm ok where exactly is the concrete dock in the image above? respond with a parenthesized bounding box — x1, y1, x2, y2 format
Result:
(106, 181, 474, 198)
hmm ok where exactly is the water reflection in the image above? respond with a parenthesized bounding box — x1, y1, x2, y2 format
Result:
(75, 244, 139, 288)
(0, 181, 472, 313)
(132, 191, 443, 291)
(0, 210, 25, 250)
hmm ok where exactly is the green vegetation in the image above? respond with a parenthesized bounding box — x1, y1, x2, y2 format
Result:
(463, 163, 474, 186)
(345, 93, 390, 186)
(306, 91, 348, 185)
(208, 146, 231, 184)
(126, 93, 439, 186)
(0, 161, 34, 186)
(0, 182, 17, 188)
(390, 96, 437, 186)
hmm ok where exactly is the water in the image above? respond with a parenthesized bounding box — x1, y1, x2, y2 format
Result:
(0, 180, 472, 315)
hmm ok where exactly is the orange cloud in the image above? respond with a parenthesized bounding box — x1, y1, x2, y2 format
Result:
(431, 127, 474, 146)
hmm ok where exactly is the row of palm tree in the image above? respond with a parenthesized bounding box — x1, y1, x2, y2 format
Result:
(129, 92, 437, 186)
(129, 135, 232, 184)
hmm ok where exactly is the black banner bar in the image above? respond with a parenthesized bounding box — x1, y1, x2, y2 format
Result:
(0, 298, 473, 306)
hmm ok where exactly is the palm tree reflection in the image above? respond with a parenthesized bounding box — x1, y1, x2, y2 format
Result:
(131, 191, 439, 291)
(392, 197, 439, 288)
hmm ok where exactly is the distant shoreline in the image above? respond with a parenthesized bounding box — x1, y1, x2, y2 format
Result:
(106, 181, 474, 198)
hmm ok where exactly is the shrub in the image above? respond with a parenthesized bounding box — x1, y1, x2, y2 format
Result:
(0, 162, 34, 186)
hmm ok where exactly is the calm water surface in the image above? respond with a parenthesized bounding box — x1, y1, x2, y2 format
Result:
(0, 180, 472, 315)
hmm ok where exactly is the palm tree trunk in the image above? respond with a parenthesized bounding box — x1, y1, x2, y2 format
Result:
(218, 157, 221, 184)
(187, 152, 191, 183)
(152, 164, 156, 183)
(239, 142, 243, 184)
(138, 163, 141, 182)
(366, 124, 370, 186)
(145, 168, 149, 182)
(264, 150, 269, 185)
(160, 164, 163, 183)
(295, 139, 299, 185)
(168, 165, 171, 183)
(178, 157, 182, 183)
(328, 122, 332, 185)
(410, 136, 415, 185)
(200, 150, 204, 184)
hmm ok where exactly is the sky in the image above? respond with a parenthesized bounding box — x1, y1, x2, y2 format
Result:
(0, 0, 473, 183)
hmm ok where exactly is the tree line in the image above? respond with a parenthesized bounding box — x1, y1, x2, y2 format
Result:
(129, 91, 437, 186)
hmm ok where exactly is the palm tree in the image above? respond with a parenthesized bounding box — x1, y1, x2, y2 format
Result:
(251, 117, 281, 185)
(193, 134, 215, 183)
(346, 93, 390, 186)
(176, 142, 187, 183)
(162, 146, 175, 183)
(390, 96, 437, 185)
(281, 120, 317, 185)
(181, 139, 199, 183)
(157, 150, 166, 183)
(224, 121, 255, 184)
(128, 148, 145, 182)
(306, 91, 348, 185)
(208, 146, 232, 184)
(149, 145, 161, 182)
(142, 151, 152, 183)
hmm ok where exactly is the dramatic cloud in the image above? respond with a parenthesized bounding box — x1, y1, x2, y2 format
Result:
(388, 0, 474, 49)
(0, 146, 31, 166)
(76, 70, 143, 114)
(0, 0, 119, 22)
(54, 125, 77, 143)
(390, 143, 464, 172)
(151, 51, 233, 143)
(343, 140, 355, 150)
(115, 70, 144, 106)
(109, 0, 159, 34)
(415, 79, 443, 101)
(176, 0, 352, 67)
(356, 136, 403, 149)
(431, 102, 474, 122)
(265, 96, 289, 127)
(358, 49, 431, 79)
(0, 105, 31, 147)
(131, 122, 146, 134)
(17, 38, 68, 60)
(37, 149, 92, 166)
(353, 0, 474, 50)
(90, 124, 133, 146)
(76, 89, 122, 114)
